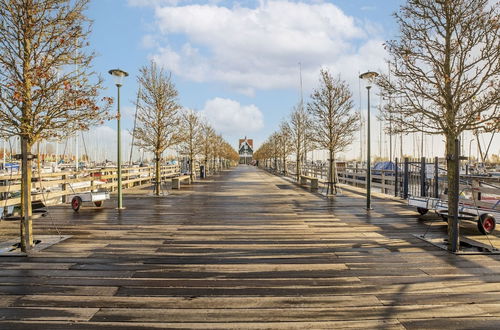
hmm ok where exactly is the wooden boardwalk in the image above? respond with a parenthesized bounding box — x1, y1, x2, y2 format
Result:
(1, 165, 500, 329)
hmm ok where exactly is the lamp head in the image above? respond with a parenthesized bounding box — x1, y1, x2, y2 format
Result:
(108, 69, 129, 87)
(359, 71, 379, 88)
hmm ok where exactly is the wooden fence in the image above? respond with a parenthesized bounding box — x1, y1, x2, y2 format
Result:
(262, 159, 500, 210)
(0, 165, 180, 207)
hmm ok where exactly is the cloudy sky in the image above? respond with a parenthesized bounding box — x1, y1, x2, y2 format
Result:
(82, 0, 495, 162)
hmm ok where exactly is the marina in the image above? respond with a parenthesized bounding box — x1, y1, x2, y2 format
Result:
(0, 0, 499, 328)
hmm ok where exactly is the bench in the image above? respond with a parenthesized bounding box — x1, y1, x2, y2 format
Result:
(172, 175, 191, 189)
(300, 175, 319, 190)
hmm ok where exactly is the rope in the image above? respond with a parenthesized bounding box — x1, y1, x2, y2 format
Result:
(35, 153, 62, 238)
(81, 131, 89, 166)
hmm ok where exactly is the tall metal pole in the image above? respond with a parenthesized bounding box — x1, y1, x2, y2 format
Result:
(75, 134, 79, 171)
(117, 84, 123, 209)
(366, 86, 372, 210)
(469, 139, 474, 169)
(389, 115, 393, 162)
(2, 139, 5, 170)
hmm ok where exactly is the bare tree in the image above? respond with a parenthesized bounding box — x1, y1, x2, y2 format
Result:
(179, 109, 202, 181)
(133, 61, 182, 195)
(276, 121, 293, 175)
(253, 141, 273, 168)
(211, 134, 224, 173)
(289, 103, 313, 181)
(0, 0, 112, 251)
(308, 69, 359, 195)
(200, 122, 216, 176)
(220, 141, 239, 167)
(378, 0, 499, 251)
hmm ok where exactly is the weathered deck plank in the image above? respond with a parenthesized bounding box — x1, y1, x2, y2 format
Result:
(1, 165, 500, 328)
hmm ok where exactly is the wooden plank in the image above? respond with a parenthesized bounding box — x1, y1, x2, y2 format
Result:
(1, 165, 500, 328)
(0, 307, 99, 321)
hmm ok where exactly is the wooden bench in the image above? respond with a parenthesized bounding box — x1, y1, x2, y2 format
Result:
(300, 175, 319, 190)
(172, 175, 191, 189)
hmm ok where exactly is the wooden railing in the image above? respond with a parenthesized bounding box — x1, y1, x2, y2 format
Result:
(263, 160, 500, 210)
(0, 165, 180, 207)
(286, 163, 400, 195)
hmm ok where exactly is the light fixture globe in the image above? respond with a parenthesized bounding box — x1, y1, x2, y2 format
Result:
(359, 71, 379, 88)
(108, 69, 129, 87)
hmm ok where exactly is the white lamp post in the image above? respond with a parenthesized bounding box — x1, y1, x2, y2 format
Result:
(108, 69, 128, 209)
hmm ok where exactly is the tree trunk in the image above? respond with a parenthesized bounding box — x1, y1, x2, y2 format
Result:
(283, 156, 287, 175)
(189, 152, 195, 182)
(328, 149, 334, 195)
(20, 136, 33, 252)
(296, 153, 301, 182)
(332, 152, 337, 195)
(155, 154, 160, 196)
(446, 136, 460, 252)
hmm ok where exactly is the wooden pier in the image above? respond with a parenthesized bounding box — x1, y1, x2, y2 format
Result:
(1, 165, 500, 329)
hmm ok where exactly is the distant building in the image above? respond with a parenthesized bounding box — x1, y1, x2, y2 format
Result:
(238, 137, 253, 164)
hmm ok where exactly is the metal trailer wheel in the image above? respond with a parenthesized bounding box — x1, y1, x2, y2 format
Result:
(71, 196, 82, 212)
(417, 207, 428, 215)
(94, 201, 103, 207)
(477, 213, 496, 235)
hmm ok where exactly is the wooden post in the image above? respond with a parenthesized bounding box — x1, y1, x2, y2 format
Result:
(62, 174, 68, 203)
(434, 157, 439, 198)
(403, 158, 409, 199)
(420, 157, 426, 197)
(394, 158, 399, 197)
(471, 179, 481, 201)
(381, 171, 386, 194)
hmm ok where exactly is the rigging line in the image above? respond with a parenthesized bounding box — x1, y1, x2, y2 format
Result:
(81, 131, 89, 166)
(358, 71, 363, 162)
(129, 87, 141, 166)
(35, 147, 62, 238)
(483, 132, 495, 163)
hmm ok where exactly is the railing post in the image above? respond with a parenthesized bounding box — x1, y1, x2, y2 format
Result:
(434, 156, 439, 198)
(394, 158, 399, 197)
(420, 157, 426, 197)
(61, 174, 67, 203)
(403, 157, 409, 199)
(472, 179, 481, 201)
(381, 170, 386, 194)
(90, 172, 95, 192)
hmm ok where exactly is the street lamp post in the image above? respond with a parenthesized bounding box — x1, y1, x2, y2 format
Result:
(108, 69, 128, 209)
(359, 71, 379, 210)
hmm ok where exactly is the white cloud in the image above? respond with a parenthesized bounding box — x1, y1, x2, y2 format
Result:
(199, 97, 264, 135)
(141, 34, 159, 49)
(145, 1, 385, 94)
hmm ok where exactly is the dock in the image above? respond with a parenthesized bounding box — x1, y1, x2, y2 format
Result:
(1, 165, 500, 329)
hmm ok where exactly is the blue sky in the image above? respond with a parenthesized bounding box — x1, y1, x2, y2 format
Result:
(85, 0, 488, 162)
